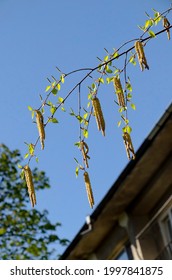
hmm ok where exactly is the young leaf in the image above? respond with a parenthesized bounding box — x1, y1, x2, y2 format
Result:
(61, 107, 66, 112)
(61, 75, 65, 84)
(45, 85, 51, 92)
(99, 78, 104, 84)
(131, 103, 136, 110)
(76, 115, 83, 123)
(75, 166, 79, 178)
(74, 142, 80, 147)
(24, 153, 29, 159)
(51, 118, 58, 123)
(28, 106, 33, 111)
(106, 67, 113, 74)
(83, 129, 88, 138)
(126, 82, 132, 92)
(123, 126, 132, 134)
(106, 77, 113, 84)
(58, 97, 64, 103)
(148, 30, 156, 37)
(52, 88, 58, 95)
(104, 55, 109, 62)
(83, 113, 88, 119)
(29, 144, 34, 156)
(57, 83, 61, 91)
(118, 120, 122, 127)
(50, 106, 56, 114)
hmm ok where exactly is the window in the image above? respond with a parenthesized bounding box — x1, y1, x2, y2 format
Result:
(114, 245, 133, 260)
(160, 208, 172, 246)
(158, 206, 172, 259)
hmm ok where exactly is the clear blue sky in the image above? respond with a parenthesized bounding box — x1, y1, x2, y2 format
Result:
(0, 0, 171, 256)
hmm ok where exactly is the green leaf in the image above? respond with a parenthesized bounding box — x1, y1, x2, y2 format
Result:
(74, 142, 80, 147)
(87, 101, 90, 108)
(126, 82, 132, 92)
(76, 115, 83, 123)
(113, 52, 119, 58)
(145, 19, 153, 29)
(61, 107, 66, 112)
(88, 93, 92, 100)
(29, 144, 34, 155)
(45, 85, 51, 92)
(75, 166, 79, 178)
(61, 75, 65, 84)
(129, 55, 136, 66)
(106, 77, 113, 84)
(51, 118, 58, 123)
(58, 97, 64, 103)
(106, 67, 113, 74)
(117, 120, 121, 127)
(127, 93, 132, 99)
(17, 164, 22, 169)
(50, 106, 56, 114)
(36, 157, 39, 163)
(148, 30, 156, 38)
(131, 103, 136, 110)
(83, 129, 88, 138)
(118, 107, 124, 113)
(28, 106, 33, 111)
(91, 83, 96, 90)
(99, 78, 104, 84)
(123, 126, 132, 134)
(52, 88, 58, 95)
(56, 83, 61, 91)
(104, 55, 109, 62)
(83, 113, 88, 119)
(24, 153, 29, 159)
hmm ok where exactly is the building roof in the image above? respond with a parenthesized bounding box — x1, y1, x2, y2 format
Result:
(61, 102, 172, 259)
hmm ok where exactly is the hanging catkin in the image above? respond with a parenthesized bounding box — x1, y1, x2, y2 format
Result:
(163, 17, 170, 40)
(123, 132, 135, 160)
(24, 165, 36, 207)
(92, 97, 105, 136)
(83, 171, 94, 208)
(113, 76, 125, 107)
(35, 110, 45, 150)
(80, 141, 90, 168)
(135, 41, 149, 71)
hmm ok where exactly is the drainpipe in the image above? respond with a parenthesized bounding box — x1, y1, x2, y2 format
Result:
(118, 212, 143, 260)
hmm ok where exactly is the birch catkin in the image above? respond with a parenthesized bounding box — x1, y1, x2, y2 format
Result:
(35, 110, 45, 150)
(163, 17, 170, 40)
(83, 171, 94, 208)
(92, 97, 105, 136)
(123, 132, 135, 160)
(135, 41, 149, 71)
(24, 165, 36, 207)
(80, 141, 90, 168)
(113, 76, 125, 107)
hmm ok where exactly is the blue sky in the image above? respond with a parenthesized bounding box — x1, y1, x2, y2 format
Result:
(0, 0, 172, 256)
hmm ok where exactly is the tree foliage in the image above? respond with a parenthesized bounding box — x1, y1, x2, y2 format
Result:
(0, 144, 69, 260)
(23, 6, 172, 208)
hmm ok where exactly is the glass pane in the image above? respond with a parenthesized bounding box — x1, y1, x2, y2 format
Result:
(115, 249, 129, 260)
(162, 216, 172, 243)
